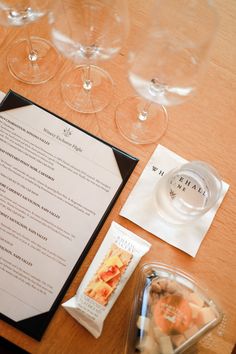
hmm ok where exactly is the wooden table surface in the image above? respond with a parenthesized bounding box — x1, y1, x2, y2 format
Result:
(0, 1, 235, 353)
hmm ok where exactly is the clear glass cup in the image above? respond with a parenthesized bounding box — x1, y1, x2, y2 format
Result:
(154, 161, 222, 225)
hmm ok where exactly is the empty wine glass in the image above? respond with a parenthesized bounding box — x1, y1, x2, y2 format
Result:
(116, 0, 218, 144)
(50, 0, 129, 113)
(0, 0, 61, 84)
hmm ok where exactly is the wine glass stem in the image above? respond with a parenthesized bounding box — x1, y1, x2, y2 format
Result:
(83, 65, 93, 91)
(138, 101, 152, 121)
(26, 26, 38, 62)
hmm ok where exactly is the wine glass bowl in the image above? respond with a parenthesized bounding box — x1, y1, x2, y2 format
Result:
(50, 0, 129, 113)
(116, 0, 218, 144)
(0, 0, 61, 84)
(0, 1, 49, 27)
(128, 36, 199, 107)
(51, 1, 127, 62)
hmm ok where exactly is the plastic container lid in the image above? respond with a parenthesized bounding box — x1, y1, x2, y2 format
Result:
(125, 262, 223, 354)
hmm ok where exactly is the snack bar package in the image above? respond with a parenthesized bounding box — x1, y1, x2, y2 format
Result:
(62, 221, 151, 338)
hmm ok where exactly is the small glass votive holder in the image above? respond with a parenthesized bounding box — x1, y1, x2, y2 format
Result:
(154, 161, 222, 225)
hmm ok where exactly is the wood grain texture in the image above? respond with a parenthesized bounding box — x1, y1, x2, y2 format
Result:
(0, 1, 235, 353)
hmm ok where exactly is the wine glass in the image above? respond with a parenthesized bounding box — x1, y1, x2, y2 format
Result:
(0, 0, 61, 84)
(115, 0, 218, 144)
(50, 0, 129, 113)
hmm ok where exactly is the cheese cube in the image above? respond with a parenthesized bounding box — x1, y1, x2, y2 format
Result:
(196, 307, 216, 327)
(189, 302, 201, 319)
(148, 342, 160, 354)
(184, 324, 199, 339)
(188, 292, 204, 307)
(136, 335, 159, 353)
(153, 326, 165, 341)
(159, 336, 174, 354)
(171, 334, 185, 347)
(137, 315, 150, 332)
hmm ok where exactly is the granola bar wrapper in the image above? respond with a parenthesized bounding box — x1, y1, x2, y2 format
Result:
(62, 221, 151, 338)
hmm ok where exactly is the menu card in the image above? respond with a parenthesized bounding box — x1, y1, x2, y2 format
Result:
(0, 91, 138, 340)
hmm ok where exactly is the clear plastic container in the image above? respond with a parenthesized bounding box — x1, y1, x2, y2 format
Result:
(125, 263, 223, 354)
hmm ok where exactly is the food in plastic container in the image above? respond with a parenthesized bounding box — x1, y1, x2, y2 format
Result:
(125, 263, 223, 354)
(62, 222, 151, 338)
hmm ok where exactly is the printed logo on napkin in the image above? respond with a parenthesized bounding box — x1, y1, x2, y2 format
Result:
(84, 244, 132, 306)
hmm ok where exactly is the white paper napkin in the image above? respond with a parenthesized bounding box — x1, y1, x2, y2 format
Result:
(120, 145, 229, 257)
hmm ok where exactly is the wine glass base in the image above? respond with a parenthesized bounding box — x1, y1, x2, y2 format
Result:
(115, 96, 168, 144)
(7, 37, 61, 84)
(61, 65, 113, 113)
